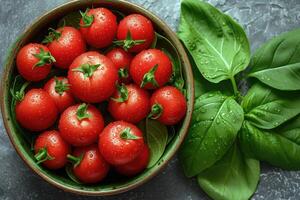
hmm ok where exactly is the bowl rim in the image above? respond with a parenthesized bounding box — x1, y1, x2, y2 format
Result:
(0, 0, 194, 196)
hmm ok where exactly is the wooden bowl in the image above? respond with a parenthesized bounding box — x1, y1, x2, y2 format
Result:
(0, 0, 194, 196)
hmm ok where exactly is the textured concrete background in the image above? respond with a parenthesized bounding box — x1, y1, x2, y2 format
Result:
(0, 0, 300, 199)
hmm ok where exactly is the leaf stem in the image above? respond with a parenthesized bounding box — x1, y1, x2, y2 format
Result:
(230, 76, 239, 97)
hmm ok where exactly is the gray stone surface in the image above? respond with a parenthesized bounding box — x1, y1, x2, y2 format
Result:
(0, 0, 299, 199)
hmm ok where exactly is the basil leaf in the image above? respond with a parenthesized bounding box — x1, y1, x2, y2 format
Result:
(242, 83, 300, 129)
(178, 0, 250, 83)
(155, 32, 185, 91)
(145, 119, 168, 168)
(277, 114, 300, 145)
(197, 142, 260, 200)
(249, 29, 300, 91)
(189, 51, 233, 98)
(179, 92, 244, 177)
(240, 121, 300, 170)
(57, 11, 81, 29)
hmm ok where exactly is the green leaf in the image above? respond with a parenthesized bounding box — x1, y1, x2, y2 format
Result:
(197, 142, 260, 200)
(155, 32, 184, 91)
(242, 83, 300, 129)
(240, 121, 300, 170)
(276, 114, 300, 145)
(187, 50, 233, 98)
(179, 92, 244, 177)
(145, 119, 168, 168)
(57, 11, 82, 28)
(178, 0, 250, 83)
(249, 29, 300, 91)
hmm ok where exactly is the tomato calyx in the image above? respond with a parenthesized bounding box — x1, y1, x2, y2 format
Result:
(148, 103, 163, 119)
(120, 127, 142, 140)
(34, 147, 54, 164)
(140, 64, 159, 88)
(67, 154, 83, 168)
(111, 83, 128, 103)
(42, 28, 62, 44)
(10, 81, 30, 102)
(118, 68, 129, 79)
(54, 77, 70, 95)
(113, 31, 145, 51)
(72, 63, 100, 78)
(80, 8, 94, 28)
(76, 103, 90, 120)
(33, 48, 56, 67)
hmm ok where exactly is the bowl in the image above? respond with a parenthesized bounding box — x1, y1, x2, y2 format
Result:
(0, 0, 194, 196)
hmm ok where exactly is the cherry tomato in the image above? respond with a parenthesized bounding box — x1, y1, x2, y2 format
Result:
(68, 51, 118, 103)
(106, 48, 132, 84)
(99, 121, 145, 165)
(16, 43, 55, 81)
(34, 130, 70, 169)
(79, 8, 117, 48)
(69, 144, 110, 184)
(58, 103, 104, 146)
(44, 26, 86, 69)
(43, 77, 75, 113)
(115, 145, 150, 176)
(116, 14, 154, 53)
(149, 86, 187, 125)
(108, 84, 150, 123)
(16, 88, 58, 132)
(130, 49, 172, 89)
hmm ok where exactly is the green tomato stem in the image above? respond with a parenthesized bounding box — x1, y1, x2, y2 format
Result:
(67, 154, 83, 167)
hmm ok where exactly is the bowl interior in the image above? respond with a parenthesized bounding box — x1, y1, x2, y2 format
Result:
(1, 0, 194, 196)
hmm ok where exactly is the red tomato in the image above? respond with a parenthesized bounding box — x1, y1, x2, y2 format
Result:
(115, 145, 150, 176)
(34, 130, 70, 169)
(16, 43, 54, 81)
(43, 77, 75, 113)
(106, 48, 132, 83)
(149, 86, 187, 125)
(108, 84, 150, 123)
(116, 14, 154, 53)
(58, 103, 104, 146)
(70, 144, 110, 183)
(79, 8, 117, 48)
(16, 89, 58, 132)
(99, 121, 145, 165)
(130, 49, 172, 89)
(68, 51, 118, 103)
(45, 26, 86, 69)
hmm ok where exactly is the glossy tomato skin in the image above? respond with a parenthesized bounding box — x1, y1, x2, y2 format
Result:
(117, 14, 154, 52)
(150, 86, 187, 125)
(58, 104, 104, 146)
(108, 84, 150, 123)
(16, 89, 58, 132)
(130, 49, 172, 89)
(106, 48, 132, 84)
(99, 121, 145, 165)
(43, 77, 75, 113)
(16, 43, 52, 81)
(72, 144, 110, 184)
(68, 51, 118, 103)
(34, 130, 70, 169)
(47, 26, 86, 69)
(79, 8, 117, 48)
(115, 145, 150, 176)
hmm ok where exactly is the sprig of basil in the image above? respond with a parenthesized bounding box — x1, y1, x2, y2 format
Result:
(145, 119, 168, 168)
(178, 0, 250, 84)
(242, 83, 300, 129)
(249, 29, 300, 91)
(240, 121, 300, 170)
(197, 142, 260, 200)
(179, 91, 244, 177)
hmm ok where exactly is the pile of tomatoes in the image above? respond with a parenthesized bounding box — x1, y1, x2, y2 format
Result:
(13, 7, 187, 184)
